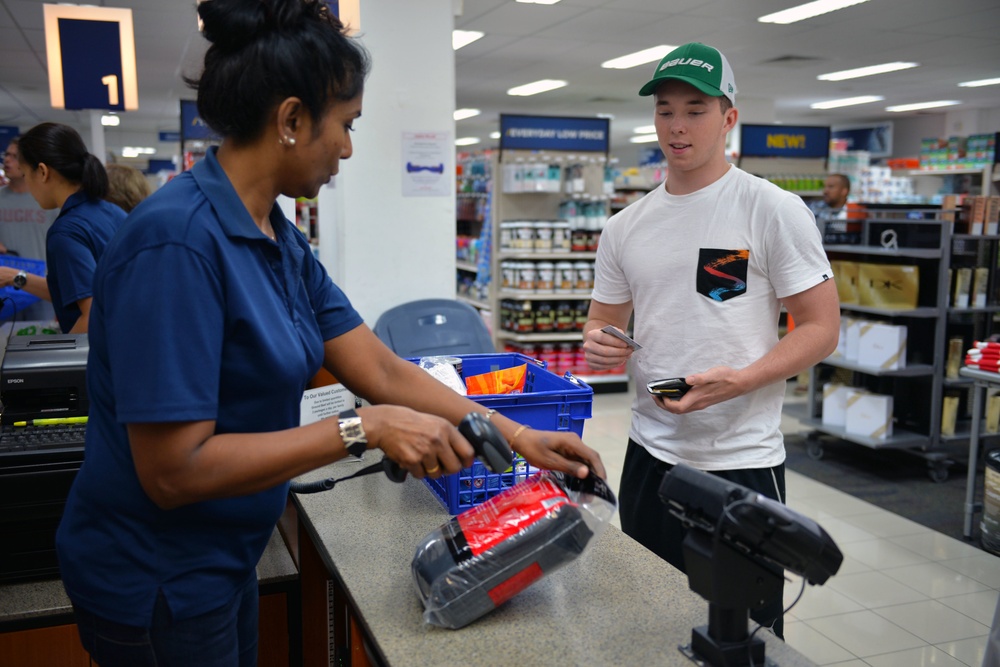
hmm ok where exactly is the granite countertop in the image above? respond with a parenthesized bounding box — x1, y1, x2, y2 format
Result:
(0, 526, 296, 626)
(293, 456, 815, 667)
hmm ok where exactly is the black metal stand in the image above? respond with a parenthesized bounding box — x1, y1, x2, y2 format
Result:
(681, 529, 783, 667)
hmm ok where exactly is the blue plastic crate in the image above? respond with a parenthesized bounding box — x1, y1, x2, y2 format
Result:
(0, 256, 45, 319)
(410, 353, 593, 514)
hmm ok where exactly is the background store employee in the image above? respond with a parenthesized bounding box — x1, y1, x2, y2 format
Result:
(583, 42, 840, 638)
(55, 2, 605, 666)
(0, 123, 126, 333)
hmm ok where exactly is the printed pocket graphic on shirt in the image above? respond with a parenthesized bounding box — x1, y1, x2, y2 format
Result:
(696, 248, 749, 302)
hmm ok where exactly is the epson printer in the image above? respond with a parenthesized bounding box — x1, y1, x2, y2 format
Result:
(0, 334, 89, 582)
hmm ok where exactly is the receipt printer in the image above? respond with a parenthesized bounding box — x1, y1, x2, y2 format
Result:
(1, 334, 89, 425)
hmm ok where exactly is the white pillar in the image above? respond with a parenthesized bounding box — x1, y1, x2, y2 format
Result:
(88, 110, 106, 164)
(316, 0, 456, 326)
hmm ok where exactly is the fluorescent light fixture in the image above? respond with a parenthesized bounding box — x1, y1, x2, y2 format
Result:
(489, 131, 501, 139)
(516, 0, 562, 4)
(810, 95, 883, 109)
(455, 137, 481, 146)
(818, 61, 918, 81)
(452, 30, 484, 50)
(121, 146, 156, 158)
(886, 100, 961, 113)
(602, 45, 677, 70)
(959, 77, 1000, 88)
(758, 0, 869, 24)
(453, 108, 481, 121)
(507, 79, 567, 96)
(629, 134, 660, 144)
(101, 114, 121, 127)
(633, 125, 655, 134)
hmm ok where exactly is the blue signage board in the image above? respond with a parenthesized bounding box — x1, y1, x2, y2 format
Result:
(832, 123, 892, 158)
(499, 115, 610, 154)
(158, 131, 181, 143)
(180, 100, 220, 141)
(638, 146, 664, 166)
(740, 124, 830, 159)
(0, 126, 18, 150)
(59, 18, 124, 110)
(147, 159, 176, 174)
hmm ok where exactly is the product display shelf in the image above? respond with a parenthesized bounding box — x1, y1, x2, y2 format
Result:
(455, 152, 495, 310)
(795, 205, 1000, 482)
(487, 148, 628, 391)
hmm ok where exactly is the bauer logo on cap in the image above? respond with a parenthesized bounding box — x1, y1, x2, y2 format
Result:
(638, 42, 737, 103)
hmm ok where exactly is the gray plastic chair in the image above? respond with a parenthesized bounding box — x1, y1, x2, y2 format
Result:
(373, 298, 495, 357)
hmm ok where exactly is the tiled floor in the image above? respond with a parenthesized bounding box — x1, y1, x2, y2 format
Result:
(583, 382, 998, 667)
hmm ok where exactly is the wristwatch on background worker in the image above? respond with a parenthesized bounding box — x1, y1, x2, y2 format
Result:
(12, 271, 26, 290)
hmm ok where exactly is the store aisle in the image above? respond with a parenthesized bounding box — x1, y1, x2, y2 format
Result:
(581, 383, 997, 667)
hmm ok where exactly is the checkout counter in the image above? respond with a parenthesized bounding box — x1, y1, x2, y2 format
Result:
(289, 455, 815, 666)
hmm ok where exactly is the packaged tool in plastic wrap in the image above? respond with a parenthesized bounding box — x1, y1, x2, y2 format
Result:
(412, 469, 617, 629)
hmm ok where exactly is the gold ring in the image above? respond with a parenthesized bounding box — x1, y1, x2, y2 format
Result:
(425, 465, 440, 474)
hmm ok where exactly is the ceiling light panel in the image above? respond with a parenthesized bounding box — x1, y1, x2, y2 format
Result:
(810, 95, 883, 109)
(758, 0, 870, 25)
(959, 77, 1000, 88)
(885, 100, 961, 113)
(507, 79, 568, 96)
(602, 45, 677, 70)
(453, 108, 481, 121)
(818, 62, 918, 81)
(452, 30, 484, 51)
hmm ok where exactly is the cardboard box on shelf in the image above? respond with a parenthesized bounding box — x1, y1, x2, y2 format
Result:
(845, 318, 865, 362)
(946, 336, 965, 380)
(972, 267, 990, 307)
(845, 390, 894, 441)
(858, 263, 919, 310)
(987, 391, 1000, 434)
(830, 260, 859, 305)
(970, 196, 987, 234)
(953, 267, 973, 308)
(987, 196, 1000, 235)
(857, 322, 907, 370)
(941, 395, 959, 437)
(821, 383, 852, 427)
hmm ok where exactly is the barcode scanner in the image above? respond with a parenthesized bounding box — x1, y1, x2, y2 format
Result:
(291, 411, 514, 494)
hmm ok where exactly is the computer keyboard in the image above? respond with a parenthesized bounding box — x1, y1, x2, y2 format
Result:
(0, 423, 87, 458)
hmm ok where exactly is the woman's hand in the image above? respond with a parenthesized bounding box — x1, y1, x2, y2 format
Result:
(360, 404, 475, 479)
(0, 266, 20, 287)
(511, 428, 606, 480)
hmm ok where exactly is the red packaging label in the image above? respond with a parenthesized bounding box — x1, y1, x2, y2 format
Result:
(456, 475, 570, 556)
(487, 562, 543, 606)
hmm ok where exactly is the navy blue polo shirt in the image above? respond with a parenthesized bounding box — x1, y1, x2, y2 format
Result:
(56, 148, 364, 626)
(46, 191, 126, 332)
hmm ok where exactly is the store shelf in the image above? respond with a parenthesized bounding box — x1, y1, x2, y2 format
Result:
(498, 291, 591, 300)
(820, 356, 935, 378)
(457, 295, 490, 310)
(839, 304, 939, 318)
(575, 373, 629, 385)
(824, 244, 942, 259)
(784, 403, 928, 450)
(456, 261, 478, 273)
(498, 252, 596, 261)
(907, 167, 991, 176)
(496, 331, 582, 343)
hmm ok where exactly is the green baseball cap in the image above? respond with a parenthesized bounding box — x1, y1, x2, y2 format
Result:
(638, 42, 737, 103)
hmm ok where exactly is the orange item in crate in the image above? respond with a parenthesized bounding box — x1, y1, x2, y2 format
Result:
(466, 364, 527, 396)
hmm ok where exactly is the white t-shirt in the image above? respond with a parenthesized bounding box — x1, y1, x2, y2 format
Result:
(592, 165, 832, 470)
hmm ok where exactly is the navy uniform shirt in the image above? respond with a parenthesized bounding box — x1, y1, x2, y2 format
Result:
(46, 191, 127, 332)
(56, 147, 363, 625)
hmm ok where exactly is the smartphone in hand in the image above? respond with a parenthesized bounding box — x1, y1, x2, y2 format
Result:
(600, 325, 642, 350)
(646, 377, 691, 400)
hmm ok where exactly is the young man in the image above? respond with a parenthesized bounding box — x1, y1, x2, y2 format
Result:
(0, 138, 57, 321)
(583, 42, 840, 638)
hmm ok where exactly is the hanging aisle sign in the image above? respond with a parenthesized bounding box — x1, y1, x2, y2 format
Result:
(43, 4, 138, 111)
(739, 124, 830, 159)
(500, 115, 610, 154)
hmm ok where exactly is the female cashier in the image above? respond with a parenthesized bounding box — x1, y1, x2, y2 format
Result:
(55, 2, 606, 666)
(0, 123, 126, 332)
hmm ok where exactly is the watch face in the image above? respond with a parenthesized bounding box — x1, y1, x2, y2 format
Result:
(12, 272, 26, 289)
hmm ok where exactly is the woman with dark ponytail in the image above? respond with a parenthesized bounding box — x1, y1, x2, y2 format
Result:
(0, 122, 126, 332)
(55, 2, 604, 665)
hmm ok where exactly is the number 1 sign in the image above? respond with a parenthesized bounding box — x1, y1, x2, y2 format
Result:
(43, 4, 138, 111)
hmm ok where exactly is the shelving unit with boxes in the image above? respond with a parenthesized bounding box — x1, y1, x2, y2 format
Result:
(787, 203, 1000, 481)
(455, 151, 493, 310)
